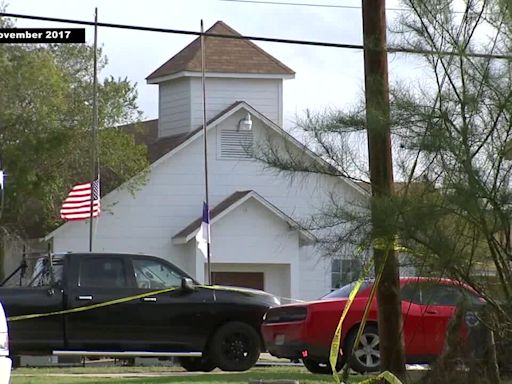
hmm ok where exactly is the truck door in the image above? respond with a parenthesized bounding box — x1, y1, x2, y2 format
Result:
(6, 256, 65, 353)
(65, 254, 143, 350)
(126, 256, 214, 352)
(7, 287, 64, 353)
(64, 254, 213, 352)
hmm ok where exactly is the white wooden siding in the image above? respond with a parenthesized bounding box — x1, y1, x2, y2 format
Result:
(158, 78, 191, 137)
(157, 77, 282, 137)
(210, 198, 298, 265)
(190, 78, 282, 129)
(52, 110, 364, 301)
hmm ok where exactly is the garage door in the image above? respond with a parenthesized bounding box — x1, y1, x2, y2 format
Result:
(212, 272, 264, 290)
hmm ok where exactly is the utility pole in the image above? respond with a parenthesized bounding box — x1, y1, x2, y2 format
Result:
(361, 0, 406, 378)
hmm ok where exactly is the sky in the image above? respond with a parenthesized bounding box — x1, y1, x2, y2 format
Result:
(3, 0, 421, 129)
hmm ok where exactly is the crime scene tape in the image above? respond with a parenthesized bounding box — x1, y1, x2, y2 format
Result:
(329, 241, 404, 384)
(339, 256, 392, 383)
(7, 283, 303, 322)
(358, 371, 403, 384)
(337, 270, 380, 382)
(9, 240, 409, 323)
(203, 285, 305, 302)
(7, 286, 180, 322)
(329, 258, 374, 384)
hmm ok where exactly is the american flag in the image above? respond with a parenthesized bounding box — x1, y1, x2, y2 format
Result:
(60, 178, 100, 221)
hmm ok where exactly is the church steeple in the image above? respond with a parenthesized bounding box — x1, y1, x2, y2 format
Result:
(146, 21, 294, 82)
(146, 21, 294, 138)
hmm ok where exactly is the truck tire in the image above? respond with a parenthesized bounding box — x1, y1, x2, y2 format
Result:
(178, 356, 216, 372)
(208, 321, 260, 371)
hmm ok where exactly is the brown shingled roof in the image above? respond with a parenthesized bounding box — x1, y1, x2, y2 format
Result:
(120, 119, 158, 147)
(173, 190, 316, 244)
(120, 102, 247, 163)
(119, 119, 201, 163)
(146, 21, 295, 81)
(173, 191, 253, 240)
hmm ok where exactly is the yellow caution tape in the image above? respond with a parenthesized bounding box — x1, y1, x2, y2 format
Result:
(7, 286, 180, 322)
(372, 238, 414, 255)
(358, 371, 403, 384)
(339, 267, 382, 382)
(330, 240, 405, 384)
(329, 259, 374, 384)
(203, 285, 304, 303)
(7, 283, 293, 322)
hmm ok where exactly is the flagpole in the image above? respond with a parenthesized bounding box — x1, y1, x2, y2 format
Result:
(89, 7, 98, 252)
(200, 20, 211, 285)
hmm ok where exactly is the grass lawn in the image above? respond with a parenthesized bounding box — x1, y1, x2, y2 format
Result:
(13, 365, 510, 384)
(11, 366, 370, 384)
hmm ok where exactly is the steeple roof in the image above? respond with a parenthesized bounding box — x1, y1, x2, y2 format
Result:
(146, 21, 295, 82)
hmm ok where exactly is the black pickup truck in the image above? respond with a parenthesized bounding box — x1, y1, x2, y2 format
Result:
(1, 252, 280, 371)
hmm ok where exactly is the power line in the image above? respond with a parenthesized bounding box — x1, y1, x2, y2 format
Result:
(218, 0, 406, 11)
(1, 12, 511, 60)
(217, 0, 478, 15)
(0, 12, 364, 50)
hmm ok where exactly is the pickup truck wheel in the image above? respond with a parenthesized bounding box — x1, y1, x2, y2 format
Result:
(209, 321, 260, 371)
(178, 356, 216, 372)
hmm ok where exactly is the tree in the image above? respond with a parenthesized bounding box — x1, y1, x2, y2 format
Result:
(257, 0, 512, 379)
(0, 16, 148, 244)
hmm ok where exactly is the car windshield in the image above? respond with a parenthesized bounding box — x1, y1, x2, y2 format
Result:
(321, 280, 373, 300)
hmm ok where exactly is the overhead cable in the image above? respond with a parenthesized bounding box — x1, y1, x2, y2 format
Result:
(1, 12, 511, 59)
(218, 0, 407, 11)
(0, 12, 363, 50)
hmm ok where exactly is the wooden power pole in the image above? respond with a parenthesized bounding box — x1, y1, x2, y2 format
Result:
(361, 0, 406, 378)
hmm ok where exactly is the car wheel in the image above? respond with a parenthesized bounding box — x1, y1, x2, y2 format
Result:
(302, 357, 344, 374)
(345, 324, 380, 373)
(209, 321, 261, 371)
(178, 356, 216, 372)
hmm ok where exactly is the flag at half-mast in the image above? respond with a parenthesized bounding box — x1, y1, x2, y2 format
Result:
(60, 178, 100, 221)
(195, 201, 210, 258)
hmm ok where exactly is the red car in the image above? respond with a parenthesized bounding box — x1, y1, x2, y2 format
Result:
(262, 277, 482, 374)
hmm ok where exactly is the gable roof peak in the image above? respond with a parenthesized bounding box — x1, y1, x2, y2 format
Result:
(209, 20, 231, 30)
(146, 20, 295, 82)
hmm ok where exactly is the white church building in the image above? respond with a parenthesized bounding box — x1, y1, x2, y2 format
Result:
(45, 21, 367, 302)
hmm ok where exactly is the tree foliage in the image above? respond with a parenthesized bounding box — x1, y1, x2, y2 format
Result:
(258, 0, 512, 359)
(0, 16, 149, 238)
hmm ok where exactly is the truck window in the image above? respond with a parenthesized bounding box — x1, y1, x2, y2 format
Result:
(79, 257, 127, 288)
(26, 257, 63, 287)
(133, 259, 183, 289)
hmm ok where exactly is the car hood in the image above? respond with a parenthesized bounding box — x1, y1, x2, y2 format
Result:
(272, 297, 349, 308)
(208, 284, 281, 305)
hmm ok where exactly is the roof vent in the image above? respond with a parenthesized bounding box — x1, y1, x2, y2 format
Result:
(219, 129, 253, 159)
